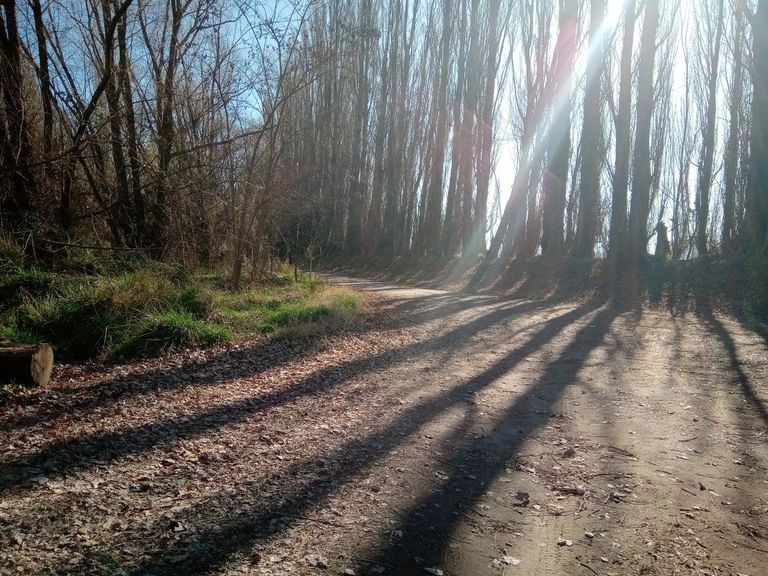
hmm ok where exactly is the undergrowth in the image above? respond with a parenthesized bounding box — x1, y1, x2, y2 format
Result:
(0, 253, 361, 361)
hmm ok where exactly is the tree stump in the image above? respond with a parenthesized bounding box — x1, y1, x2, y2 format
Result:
(0, 344, 54, 387)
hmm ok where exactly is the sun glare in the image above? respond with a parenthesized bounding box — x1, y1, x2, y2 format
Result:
(494, 1, 631, 238)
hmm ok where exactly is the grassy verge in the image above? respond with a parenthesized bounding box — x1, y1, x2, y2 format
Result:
(0, 250, 361, 362)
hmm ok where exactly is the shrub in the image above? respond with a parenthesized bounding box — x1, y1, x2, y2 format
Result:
(0, 259, 361, 360)
(114, 311, 231, 358)
(0, 267, 57, 310)
(260, 301, 332, 332)
(15, 285, 121, 360)
(0, 237, 23, 271)
(333, 293, 359, 312)
(170, 285, 214, 318)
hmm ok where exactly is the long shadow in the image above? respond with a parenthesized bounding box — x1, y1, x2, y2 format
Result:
(367, 304, 621, 573)
(742, 319, 768, 350)
(0, 297, 561, 492)
(121, 300, 601, 575)
(698, 307, 768, 429)
(0, 339, 311, 432)
(0, 291, 498, 434)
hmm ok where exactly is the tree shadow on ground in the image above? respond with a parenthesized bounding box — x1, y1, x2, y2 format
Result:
(367, 304, 621, 573)
(0, 296, 563, 492)
(119, 301, 602, 575)
(0, 289, 504, 434)
(696, 304, 768, 429)
(0, 339, 312, 433)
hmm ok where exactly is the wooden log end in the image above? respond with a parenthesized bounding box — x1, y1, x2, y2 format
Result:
(0, 343, 55, 387)
(31, 343, 54, 387)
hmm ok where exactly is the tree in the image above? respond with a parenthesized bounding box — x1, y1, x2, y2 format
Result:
(574, 0, 607, 258)
(628, 0, 660, 259)
(608, 0, 637, 258)
(540, 0, 578, 257)
(0, 0, 38, 235)
(746, 0, 768, 254)
(721, 0, 744, 253)
(694, 0, 725, 257)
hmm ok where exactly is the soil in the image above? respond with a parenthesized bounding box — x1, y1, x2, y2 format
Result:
(1, 275, 767, 576)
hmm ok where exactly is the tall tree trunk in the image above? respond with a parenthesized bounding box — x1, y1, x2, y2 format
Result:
(459, 0, 481, 256)
(473, 0, 502, 255)
(541, 0, 578, 257)
(695, 0, 724, 258)
(30, 0, 53, 157)
(146, 0, 183, 258)
(574, 0, 606, 258)
(722, 3, 743, 253)
(746, 0, 768, 254)
(365, 6, 393, 253)
(628, 0, 660, 259)
(0, 0, 39, 233)
(672, 64, 693, 260)
(346, 0, 373, 255)
(117, 0, 145, 246)
(423, 0, 453, 257)
(381, 0, 402, 256)
(102, 0, 133, 246)
(609, 0, 637, 259)
(442, 0, 468, 257)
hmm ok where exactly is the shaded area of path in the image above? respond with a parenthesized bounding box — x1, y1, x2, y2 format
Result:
(1, 276, 767, 576)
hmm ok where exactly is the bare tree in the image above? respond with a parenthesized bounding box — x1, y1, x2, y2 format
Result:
(628, 0, 660, 259)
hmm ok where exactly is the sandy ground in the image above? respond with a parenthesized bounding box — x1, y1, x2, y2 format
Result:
(1, 276, 767, 576)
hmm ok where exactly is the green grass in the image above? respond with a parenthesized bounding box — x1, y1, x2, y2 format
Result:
(0, 256, 361, 361)
(214, 283, 360, 338)
(113, 311, 232, 358)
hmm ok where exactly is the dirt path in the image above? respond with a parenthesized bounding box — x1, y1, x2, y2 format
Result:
(1, 276, 767, 576)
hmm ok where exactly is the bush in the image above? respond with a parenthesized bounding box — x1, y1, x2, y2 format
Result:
(0, 237, 23, 271)
(0, 259, 361, 360)
(260, 301, 332, 332)
(114, 311, 231, 359)
(0, 267, 58, 311)
(333, 293, 359, 312)
(170, 285, 214, 318)
(15, 286, 121, 360)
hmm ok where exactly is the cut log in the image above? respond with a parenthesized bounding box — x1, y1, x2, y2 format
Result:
(0, 344, 54, 387)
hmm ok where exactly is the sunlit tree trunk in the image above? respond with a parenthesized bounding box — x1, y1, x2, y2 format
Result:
(101, 0, 133, 246)
(442, 0, 468, 257)
(628, 0, 660, 259)
(473, 0, 504, 255)
(459, 0, 480, 256)
(746, 0, 768, 254)
(117, 2, 145, 246)
(574, 0, 606, 258)
(366, 4, 393, 253)
(695, 0, 724, 257)
(722, 3, 743, 253)
(608, 0, 637, 258)
(541, 0, 578, 257)
(422, 0, 453, 257)
(346, 0, 374, 255)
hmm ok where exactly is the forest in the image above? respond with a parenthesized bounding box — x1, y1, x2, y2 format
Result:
(1, 0, 766, 296)
(1, 1, 768, 575)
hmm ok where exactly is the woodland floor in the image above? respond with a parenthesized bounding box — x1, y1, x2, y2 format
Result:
(1, 275, 768, 576)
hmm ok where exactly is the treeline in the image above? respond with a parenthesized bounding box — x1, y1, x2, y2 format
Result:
(1, 0, 767, 287)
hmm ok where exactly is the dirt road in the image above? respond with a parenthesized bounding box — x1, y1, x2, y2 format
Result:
(1, 276, 767, 575)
